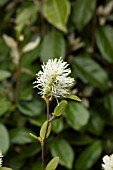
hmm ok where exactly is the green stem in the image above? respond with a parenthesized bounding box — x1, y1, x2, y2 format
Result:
(41, 98, 50, 170)
(46, 99, 50, 120)
(41, 140, 45, 170)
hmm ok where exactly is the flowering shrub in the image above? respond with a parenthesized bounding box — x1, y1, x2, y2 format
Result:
(31, 58, 80, 169)
(0, 0, 113, 170)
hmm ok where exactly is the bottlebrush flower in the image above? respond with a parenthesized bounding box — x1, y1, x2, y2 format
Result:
(102, 154, 113, 170)
(33, 58, 74, 99)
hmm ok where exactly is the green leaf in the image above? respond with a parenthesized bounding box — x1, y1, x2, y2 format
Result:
(40, 30, 66, 62)
(43, 0, 70, 32)
(65, 101, 89, 131)
(46, 157, 59, 170)
(32, 162, 42, 170)
(0, 168, 12, 170)
(52, 118, 64, 133)
(72, 0, 96, 30)
(96, 26, 113, 63)
(19, 143, 41, 159)
(8, 157, 25, 170)
(50, 139, 74, 169)
(0, 98, 14, 117)
(0, 0, 9, 6)
(64, 94, 81, 102)
(71, 55, 109, 89)
(53, 100, 68, 117)
(22, 45, 41, 67)
(63, 131, 93, 145)
(9, 128, 34, 144)
(75, 140, 102, 170)
(29, 114, 46, 127)
(87, 111, 105, 136)
(105, 93, 113, 116)
(103, 126, 113, 141)
(18, 100, 44, 117)
(0, 38, 9, 57)
(0, 123, 10, 154)
(40, 121, 51, 139)
(20, 85, 33, 100)
(15, 4, 39, 37)
(0, 70, 11, 81)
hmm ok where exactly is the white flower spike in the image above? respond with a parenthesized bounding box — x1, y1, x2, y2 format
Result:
(33, 58, 74, 99)
(0, 150, 3, 167)
(102, 154, 113, 170)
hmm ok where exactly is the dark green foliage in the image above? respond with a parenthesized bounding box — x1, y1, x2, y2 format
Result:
(0, 0, 113, 169)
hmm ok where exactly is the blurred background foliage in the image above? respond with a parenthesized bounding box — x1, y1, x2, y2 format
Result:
(0, 0, 113, 169)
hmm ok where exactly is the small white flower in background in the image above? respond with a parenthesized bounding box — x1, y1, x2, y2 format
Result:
(33, 58, 74, 99)
(0, 150, 3, 167)
(102, 154, 113, 170)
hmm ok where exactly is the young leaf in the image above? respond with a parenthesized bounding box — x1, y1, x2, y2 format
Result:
(0, 70, 11, 81)
(22, 37, 41, 53)
(3, 34, 17, 48)
(40, 121, 51, 139)
(3, 34, 19, 65)
(53, 100, 68, 117)
(64, 94, 81, 102)
(46, 157, 59, 170)
(29, 133, 41, 143)
(43, 0, 70, 32)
